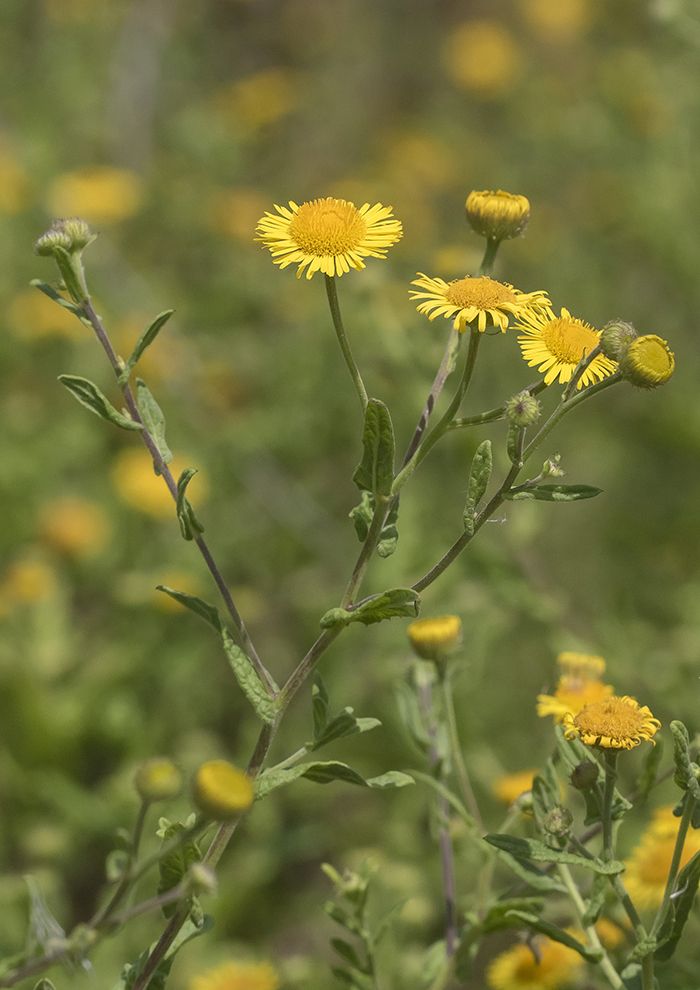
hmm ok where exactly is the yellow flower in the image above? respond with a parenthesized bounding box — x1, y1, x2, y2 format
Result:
(624, 805, 700, 909)
(0, 152, 29, 214)
(7, 288, 83, 340)
(443, 21, 523, 97)
(407, 615, 462, 661)
(153, 570, 202, 612)
(492, 769, 539, 805)
(190, 960, 280, 990)
(192, 760, 255, 820)
(619, 335, 674, 389)
(47, 166, 143, 223)
(214, 69, 298, 130)
(134, 758, 182, 803)
(466, 190, 530, 241)
(519, 0, 593, 42)
(410, 274, 549, 334)
(110, 449, 208, 520)
(593, 917, 626, 949)
(2, 560, 57, 604)
(209, 188, 271, 243)
(556, 652, 606, 680)
(538, 652, 614, 722)
(256, 197, 402, 279)
(486, 934, 584, 989)
(516, 305, 618, 387)
(562, 696, 660, 750)
(39, 497, 110, 559)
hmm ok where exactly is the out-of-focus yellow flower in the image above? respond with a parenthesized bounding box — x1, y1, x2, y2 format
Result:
(486, 932, 584, 989)
(407, 615, 462, 662)
(153, 570, 202, 612)
(594, 917, 626, 949)
(209, 187, 271, 243)
(624, 805, 700, 909)
(0, 152, 29, 213)
(111, 448, 208, 519)
(47, 166, 143, 223)
(2, 560, 57, 603)
(562, 696, 660, 751)
(192, 761, 255, 820)
(429, 245, 482, 277)
(384, 133, 456, 190)
(189, 960, 280, 990)
(214, 69, 298, 131)
(443, 21, 523, 97)
(538, 652, 614, 722)
(7, 289, 83, 340)
(492, 769, 539, 805)
(43, 0, 102, 22)
(39, 497, 110, 559)
(519, 0, 593, 41)
(112, 314, 189, 384)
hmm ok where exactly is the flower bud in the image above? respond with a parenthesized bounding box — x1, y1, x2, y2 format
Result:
(134, 758, 183, 803)
(569, 760, 599, 791)
(599, 320, 638, 361)
(543, 806, 573, 837)
(465, 189, 530, 241)
(505, 390, 541, 428)
(192, 760, 255, 820)
(34, 228, 72, 256)
(57, 217, 95, 251)
(407, 615, 462, 663)
(619, 335, 675, 388)
(541, 455, 564, 479)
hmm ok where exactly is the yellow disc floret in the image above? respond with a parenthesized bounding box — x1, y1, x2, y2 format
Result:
(192, 760, 255, 820)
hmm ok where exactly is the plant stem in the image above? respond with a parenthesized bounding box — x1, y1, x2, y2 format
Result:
(325, 274, 368, 414)
(477, 238, 501, 276)
(557, 863, 624, 989)
(440, 672, 483, 831)
(341, 495, 394, 608)
(650, 793, 696, 939)
(601, 751, 618, 863)
(402, 326, 461, 467)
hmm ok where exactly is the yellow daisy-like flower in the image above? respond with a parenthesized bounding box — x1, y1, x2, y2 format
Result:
(192, 760, 255, 820)
(110, 449, 208, 520)
(39, 496, 110, 559)
(407, 614, 462, 661)
(537, 679, 614, 723)
(255, 197, 402, 279)
(466, 189, 530, 241)
(619, 334, 675, 389)
(516, 305, 617, 387)
(562, 696, 660, 750)
(410, 273, 550, 334)
(556, 651, 606, 680)
(190, 960, 280, 990)
(486, 934, 585, 990)
(624, 805, 700, 909)
(47, 166, 143, 223)
(492, 769, 539, 805)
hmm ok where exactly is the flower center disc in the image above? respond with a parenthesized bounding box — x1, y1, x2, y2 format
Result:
(575, 699, 643, 740)
(289, 198, 367, 256)
(445, 276, 516, 309)
(542, 316, 598, 364)
(634, 338, 673, 378)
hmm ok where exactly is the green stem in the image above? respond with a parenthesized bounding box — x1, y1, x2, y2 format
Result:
(601, 751, 619, 862)
(402, 326, 462, 467)
(325, 274, 368, 414)
(440, 672, 483, 831)
(557, 863, 624, 989)
(650, 794, 696, 939)
(90, 799, 150, 929)
(341, 495, 394, 608)
(477, 238, 501, 276)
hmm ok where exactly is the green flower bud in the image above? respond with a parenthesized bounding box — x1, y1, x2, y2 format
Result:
(34, 228, 72, 256)
(569, 760, 599, 791)
(599, 320, 638, 361)
(134, 758, 182, 803)
(505, 390, 541, 428)
(57, 217, 95, 251)
(192, 760, 255, 820)
(543, 806, 573, 837)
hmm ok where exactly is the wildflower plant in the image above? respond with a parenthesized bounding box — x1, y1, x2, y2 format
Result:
(4, 187, 692, 990)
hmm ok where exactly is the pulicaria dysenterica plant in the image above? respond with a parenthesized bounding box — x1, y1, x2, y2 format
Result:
(3, 191, 687, 990)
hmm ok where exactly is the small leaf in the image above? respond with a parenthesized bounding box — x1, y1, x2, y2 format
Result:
(176, 468, 205, 541)
(320, 607, 352, 629)
(58, 375, 143, 431)
(494, 849, 568, 892)
(105, 849, 129, 883)
(157, 821, 201, 918)
(582, 872, 608, 926)
(507, 423, 524, 467)
(324, 902, 363, 936)
(31, 279, 92, 326)
(365, 770, 414, 788)
(52, 245, 86, 303)
(638, 737, 665, 801)
(312, 672, 330, 738)
(221, 628, 277, 725)
(655, 849, 700, 961)
(374, 899, 409, 945)
(34, 981, 57, 990)
(670, 720, 700, 801)
(352, 398, 395, 497)
(464, 439, 492, 533)
(331, 938, 367, 972)
(350, 588, 421, 626)
(156, 587, 222, 631)
(110, 915, 213, 990)
(409, 770, 474, 826)
(502, 484, 602, 502)
(118, 310, 174, 386)
(504, 910, 603, 962)
(255, 761, 412, 799)
(136, 379, 172, 467)
(484, 834, 625, 874)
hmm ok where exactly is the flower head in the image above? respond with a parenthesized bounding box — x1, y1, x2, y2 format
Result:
(493, 769, 539, 805)
(134, 758, 182, 803)
(537, 652, 614, 723)
(466, 189, 530, 241)
(410, 273, 549, 334)
(407, 615, 462, 662)
(562, 696, 660, 750)
(486, 933, 585, 990)
(624, 805, 700, 909)
(256, 198, 402, 279)
(39, 496, 110, 559)
(619, 335, 674, 389)
(189, 960, 280, 990)
(516, 306, 617, 387)
(192, 760, 255, 820)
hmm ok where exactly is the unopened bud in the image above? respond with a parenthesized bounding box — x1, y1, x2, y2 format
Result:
(570, 760, 599, 791)
(599, 320, 638, 361)
(543, 806, 573, 837)
(619, 335, 675, 389)
(407, 615, 462, 665)
(505, 390, 541, 428)
(465, 189, 530, 241)
(192, 760, 255, 820)
(134, 759, 183, 803)
(541, 454, 564, 479)
(57, 217, 95, 251)
(34, 228, 72, 256)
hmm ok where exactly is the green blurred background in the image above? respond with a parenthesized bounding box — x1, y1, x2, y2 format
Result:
(1, 0, 700, 986)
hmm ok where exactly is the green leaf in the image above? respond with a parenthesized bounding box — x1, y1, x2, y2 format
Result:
(309, 672, 381, 750)
(374, 899, 409, 945)
(349, 491, 400, 558)
(118, 310, 175, 386)
(670, 720, 700, 801)
(351, 588, 420, 626)
(111, 915, 214, 990)
(455, 899, 548, 981)
(324, 902, 363, 936)
(409, 770, 474, 826)
(352, 398, 395, 497)
(221, 628, 277, 725)
(58, 375, 143, 431)
(255, 761, 412, 799)
(464, 439, 492, 533)
(582, 872, 608, 926)
(176, 469, 205, 541)
(365, 771, 414, 788)
(638, 737, 665, 801)
(157, 821, 202, 918)
(504, 910, 603, 962)
(30, 279, 92, 326)
(155, 588, 276, 723)
(52, 245, 87, 303)
(312, 671, 330, 737)
(34, 980, 57, 990)
(484, 834, 624, 874)
(136, 379, 172, 467)
(502, 484, 603, 502)
(655, 848, 700, 961)
(331, 938, 367, 972)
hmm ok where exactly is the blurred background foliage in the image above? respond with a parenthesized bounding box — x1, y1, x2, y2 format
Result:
(1, 0, 700, 986)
